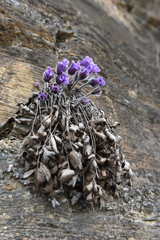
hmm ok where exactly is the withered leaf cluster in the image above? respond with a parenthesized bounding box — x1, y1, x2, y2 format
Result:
(18, 91, 134, 208)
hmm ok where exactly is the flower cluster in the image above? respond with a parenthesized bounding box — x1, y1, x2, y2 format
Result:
(38, 56, 105, 104)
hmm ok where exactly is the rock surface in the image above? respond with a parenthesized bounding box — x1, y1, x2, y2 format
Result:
(0, 0, 160, 239)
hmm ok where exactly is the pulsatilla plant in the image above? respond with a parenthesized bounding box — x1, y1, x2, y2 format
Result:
(18, 56, 133, 209)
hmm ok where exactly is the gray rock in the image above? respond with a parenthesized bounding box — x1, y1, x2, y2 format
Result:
(0, 0, 159, 239)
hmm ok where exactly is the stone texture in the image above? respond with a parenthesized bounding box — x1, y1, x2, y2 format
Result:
(0, 0, 160, 239)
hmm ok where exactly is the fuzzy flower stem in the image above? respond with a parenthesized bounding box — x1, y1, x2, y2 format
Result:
(31, 101, 40, 134)
(65, 99, 72, 148)
(49, 94, 53, 133)
(85, 86, 101, 97)
(68, 76, 80, 94)
(79, 104, 96, 154)
(46, 82, 49, 89)
(77, 80, 91, 91)
(36, 153, 41, 168)
(39, 104, 42, 125)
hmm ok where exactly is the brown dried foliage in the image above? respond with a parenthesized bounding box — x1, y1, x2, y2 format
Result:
(18, 91, 133, 208)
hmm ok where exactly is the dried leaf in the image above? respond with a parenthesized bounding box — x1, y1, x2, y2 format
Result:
(97, 157, 107, 165)
(19, 118, 32, 123)
(85, 173, 95, 182)
(19, 103, 35, 116)
(99, 169, 109, 179)
(71, 191, 82, 205)
(34, 169, 45, 185)
(70, 124, 79, 132)
(104, 128, 122, 143)
(111, 121, 120, 128)
(70, 131, 78, 142)
(54, 135, 62, 145)
(43, 147, 55, 162)
(123, 159, 130, 171)
(94, 118, 106, 125)
(106, 159, 115, 168)
(60, 168, 75, 183)
(69, 150, 82, 170)
(97, 185, 103, 197)
(54, 109, 59, 121)
(24, 160, 30, 171)
(128, 169, 134, 178)
(30, 135, 39, 140)
(69, 174, 78, 188)
(72, 142, 79, 150)
(51, 198, 60, 208)
(34, 163, 51, 185)
(37, 125, 46, 136)
(43, 179, 54, 193)
(100, 198, 106, 210)
(93, 181, 98, 193)
(83, 134, 90, 144)
(23, 169, 36, 179)
(84, 181, 93, 193)
(95, 125, 103, 132)
(93, 195, 99, 205)
(93, 128, 106, 140)
(50, 165, 58, 175)
(61, 161, 68, 169)
(61, 114, 66, 130)
(116, 172, 121, 183)
(92, 159, 98, 169)
(78, 122, 84, 130)
(86, 192, 93, 202)
(83, 144, 92, 156)
(50, 134, 59, 154)
(43, 115, 51, 127)
(76, 141, 83, 148)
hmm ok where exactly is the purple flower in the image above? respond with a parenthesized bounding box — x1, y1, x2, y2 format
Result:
(82, 98, 90, 104)
(56, 72, 69, 85)
(80, 56, 101, 74)
(68, 61, 80, 75)
(90, 77, 105, 87)
(89, 63, 101, 74)
(43, 66, 53, 82)
(98, 77, 105, 86)
(52, 85, 59, 93)
(80, 67, 90, 79)
(90, 78, 100, 87)
(57, 59, 69, 75)
(40, 92, 46, 101)
(91, 88, 102, 96)
(33, 82, 40, 90)
(80, 56, 93, 68)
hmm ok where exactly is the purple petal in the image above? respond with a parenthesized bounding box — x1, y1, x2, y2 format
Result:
(33, 82, 40, 89)
(80, 67, 90, 79)
(52, 85, 59, 93)
(90, 77, 105, 87)
(39, 92, 46, 101)
(43, 66, 53, 82)
(80, 56, 93, 68)
(57, 59, 69, 75)
(82, 98, 90, 104)
(68, 61, 80, 75)
(89, 63, 101, 74)
(90, 79, 99, 87)
(98, 77, 105, 86)
(56, 72, 69, 85)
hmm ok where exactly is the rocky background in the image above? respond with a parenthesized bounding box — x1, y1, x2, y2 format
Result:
(0, 0, 160, 239)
